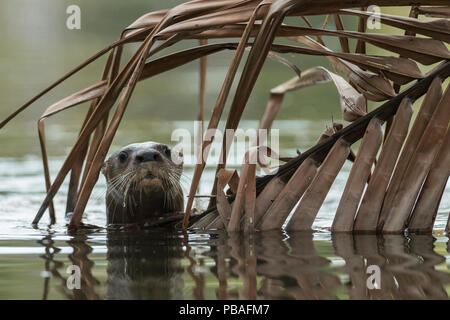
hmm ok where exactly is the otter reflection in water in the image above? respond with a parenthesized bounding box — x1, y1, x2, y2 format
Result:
(39, 232, 450, 299)
(101, 142, 184, 225)
(105, 230, 185, 299)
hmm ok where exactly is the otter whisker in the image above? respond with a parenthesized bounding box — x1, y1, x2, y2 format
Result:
(162, 169, 181, 210)
(162, 169, 184, 212)
(82, 168, 136, 206)
(177, 171, 191, 185)
(106, 171, 133, 196)
(122, 171, 137, 209)
(107, 170, 134, 199)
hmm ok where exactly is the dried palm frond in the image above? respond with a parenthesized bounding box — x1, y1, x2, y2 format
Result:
(0, 0, 449, 234)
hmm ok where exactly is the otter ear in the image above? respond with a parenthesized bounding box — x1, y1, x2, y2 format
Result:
(170, 147, 184, 166)
(177, 150, 184, 166)
(101, 161, 108, 176)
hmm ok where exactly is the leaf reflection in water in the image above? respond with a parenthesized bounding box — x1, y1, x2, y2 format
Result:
(35, 230, 450, 300)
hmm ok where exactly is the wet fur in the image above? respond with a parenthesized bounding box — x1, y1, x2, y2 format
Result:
(102, 142, 184, 225)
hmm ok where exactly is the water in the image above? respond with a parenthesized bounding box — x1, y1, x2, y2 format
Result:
(1, 231, 450, 300)
(0, 1, 449, 299)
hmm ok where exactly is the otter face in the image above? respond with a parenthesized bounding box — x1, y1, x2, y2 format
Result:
(102, 142, 183, 194)
(101, 142, 184, 223)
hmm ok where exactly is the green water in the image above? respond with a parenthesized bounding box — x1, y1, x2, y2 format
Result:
(0, 1, 449, 299)
(2, 231, 450, 300)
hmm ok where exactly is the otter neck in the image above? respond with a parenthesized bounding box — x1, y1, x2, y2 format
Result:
(106, 186, 183, 225)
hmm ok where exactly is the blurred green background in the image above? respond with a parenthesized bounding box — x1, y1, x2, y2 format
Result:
(0, 0, 356, 158)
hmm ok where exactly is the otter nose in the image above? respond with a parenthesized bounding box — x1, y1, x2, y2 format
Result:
(135, 150, 161, 163)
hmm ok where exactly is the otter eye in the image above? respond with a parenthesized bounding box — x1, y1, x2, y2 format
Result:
(118, 151, 128, 163)
(162, 146, 171, 158)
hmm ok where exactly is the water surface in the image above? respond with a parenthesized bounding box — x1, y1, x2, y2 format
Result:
(2, 230, 450, 300)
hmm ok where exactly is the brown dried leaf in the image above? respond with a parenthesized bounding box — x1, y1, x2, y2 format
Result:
(271, 66, 366, 121)
(287, 26, 450, 65)
(266, 51, 302, 79)
(416, 6, 450, 18)
(340, 9, 450, 43)
(270, 66, 330, 94)
(216, 169, 239, 228)
(157, 3, 262, 36)
(271, 43, 424, 85)
(293, 36, 396, 100)
(41, 81, 108, 119)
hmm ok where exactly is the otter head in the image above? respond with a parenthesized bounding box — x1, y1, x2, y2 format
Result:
(101, 141, 184, 225)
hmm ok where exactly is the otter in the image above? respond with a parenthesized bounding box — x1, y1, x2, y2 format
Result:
(101, 142, 184, 225)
